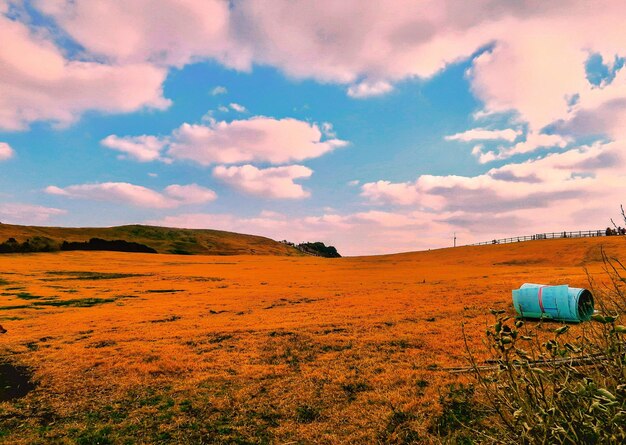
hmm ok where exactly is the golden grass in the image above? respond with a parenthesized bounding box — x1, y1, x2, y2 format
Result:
(0, 236, 624, 443)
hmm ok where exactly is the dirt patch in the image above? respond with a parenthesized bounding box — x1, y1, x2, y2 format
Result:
(493, 259, 545, 266)
(0, 362, 35, 401)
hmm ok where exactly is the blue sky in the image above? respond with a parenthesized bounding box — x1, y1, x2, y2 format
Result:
(1, 1, 625, 255)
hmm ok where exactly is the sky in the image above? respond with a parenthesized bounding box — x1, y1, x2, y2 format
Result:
(1, 0, 626, 256)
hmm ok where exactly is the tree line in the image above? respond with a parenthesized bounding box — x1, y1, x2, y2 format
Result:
(0, 237, 156, 254)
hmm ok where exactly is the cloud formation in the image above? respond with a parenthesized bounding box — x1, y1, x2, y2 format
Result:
(0, 7, 169, 130)
(101, 135, 168, 162)
(169, 117, 347, 165)
(45, 182, 216, 209)
(33, 0, 235, 68)
(361, 139, 625, 238)
(0, 202, 66, 224)
(6, 0, 626, 139)
(0, 142, 14, 160)
(445, 128, 521, 143)
(210, 86, 228, 95)
(229, 103, 247, 113)
(103, 117, 347, 166)
(213, 164, 313, 199)
(347, 81, 393, 98)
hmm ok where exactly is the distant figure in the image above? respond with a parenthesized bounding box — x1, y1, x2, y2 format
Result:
(492, 239, 497, 244)
(0, 325, 6, 334)
(606, 227, 613, 236)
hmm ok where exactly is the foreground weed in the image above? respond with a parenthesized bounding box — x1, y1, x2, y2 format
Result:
(465, 251, 626, 444)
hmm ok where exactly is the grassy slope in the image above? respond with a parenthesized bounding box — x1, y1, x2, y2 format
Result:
(0, 223, 301, 256)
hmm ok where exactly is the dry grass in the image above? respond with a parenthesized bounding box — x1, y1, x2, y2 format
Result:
(0, 236, 625, 444)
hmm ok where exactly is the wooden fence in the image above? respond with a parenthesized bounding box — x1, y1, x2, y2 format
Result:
(467, 229, 610, 246)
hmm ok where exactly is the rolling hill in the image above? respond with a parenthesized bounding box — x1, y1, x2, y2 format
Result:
(0, 223, 301, 256)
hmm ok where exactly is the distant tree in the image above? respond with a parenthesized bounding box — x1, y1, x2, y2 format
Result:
(297, 242, 341, 258)
(61, 238, 157, 253)
(0, 237, 58, 253)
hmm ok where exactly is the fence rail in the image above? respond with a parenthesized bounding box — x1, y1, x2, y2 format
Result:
(467, 229, 613, 246)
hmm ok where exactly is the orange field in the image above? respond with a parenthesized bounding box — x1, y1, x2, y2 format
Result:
(1, 236, 625, 444)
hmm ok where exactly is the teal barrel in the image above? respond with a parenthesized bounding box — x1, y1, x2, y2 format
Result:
(512, 283, 594, 322)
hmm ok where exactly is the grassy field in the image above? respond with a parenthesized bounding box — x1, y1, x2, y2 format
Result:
(0, 236, 624, 443)
(0, 223, 301, 256)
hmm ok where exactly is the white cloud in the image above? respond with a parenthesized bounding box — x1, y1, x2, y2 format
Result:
(347, 81, 393, 98)
(0, 142, 14, 160)
(361, 140, 626, 226)
(213, 164, 312, 199)
(0, 9, 169, 130)
(1, 0, 624, 139)
(168, 117, 347, 165)
(445, 128, 521, 143)
(0, 203, 66, 224)
(229, 103, 247, 113)
(8, 0, 626, 136)
(33, 0, 236, 68)
(211, 86, 228, 95)
(100, 135, 168, 162)
(104, 117, 348, 166)
(45, 182, 216, 208)
(162, 184, 217, 205)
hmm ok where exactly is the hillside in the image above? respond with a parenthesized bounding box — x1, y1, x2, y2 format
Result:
(0, 223, 301, 256)
(1, 236, 625, 443)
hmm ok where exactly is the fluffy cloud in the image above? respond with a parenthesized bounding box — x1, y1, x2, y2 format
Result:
(168, 117, 347, 165)
(0, 203, 66, 224)
(45, 182, 216, 208)
(229, 103, 247, 113)
(445, 128, 521, 142)
(0, 8, 169, 130)
(213, 164, 313, 199)
(33, 0, 235, 68)
(347, 81, 393, 98)
(162, 184, 217, 205)
(9, 0, 626, 136)
(0, 142, 14, 160)
(100, 135, 168, 162)
(210, 86, 228, 95)
(361, 139, 626, 231)
(105, 117, 347, 166)
(469, 132, 571, 163)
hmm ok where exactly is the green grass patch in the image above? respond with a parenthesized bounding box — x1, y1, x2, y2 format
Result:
(0, 305, 35, 311)
(0, 278, 9, 286)
(13, 292, 44, 300)
(145, 289, 185, 293)
(295, 405, 321, 423)
(43, 271, 150, 281)
(33, 298, 116, 308)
